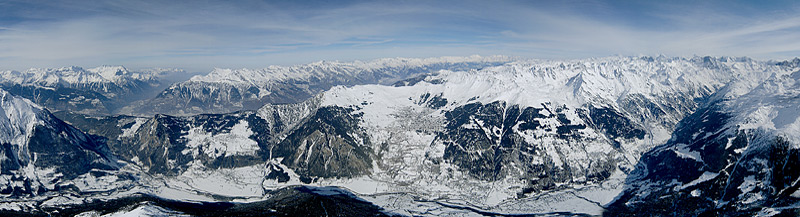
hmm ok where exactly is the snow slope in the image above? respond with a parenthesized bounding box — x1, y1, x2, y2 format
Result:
(0, 89, 44, 147)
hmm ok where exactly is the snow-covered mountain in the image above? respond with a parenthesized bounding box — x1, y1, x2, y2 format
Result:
(126, 55, 513, 116)
(288, 56, 787, 214)
(608, 64, 800, 216)
(0, 89, 388, 216)
(0, 66, 182, 115)
(3, 55, 799, 216)
(46, 56, 797, 216)
(0, 89, 136, 213)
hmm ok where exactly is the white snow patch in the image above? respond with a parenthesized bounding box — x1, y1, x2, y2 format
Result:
(153, 185, 216, 202)
(573, 169, 627, 205)
(118, 118, 146, 138)
(738, 175, 763, 204)
(321, 176, 389, 195)
(98, 202, 190, 217)
(171, 164, 266, 198)
(680, 171, 719, 190)
(738, 175, 757, 193)
(183, 119, 259, 158)
(673, 144, 703, 162)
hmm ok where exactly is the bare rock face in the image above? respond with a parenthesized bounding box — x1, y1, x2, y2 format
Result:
(274, 106, 374, 181)
(435, 100, 643, 195)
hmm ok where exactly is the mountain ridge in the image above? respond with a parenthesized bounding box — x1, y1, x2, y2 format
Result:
(0, 89, 131, 200)
(124, 55, 514, 116)
(0, 66, 183, 115)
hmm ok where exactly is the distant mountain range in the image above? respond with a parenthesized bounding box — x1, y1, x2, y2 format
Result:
(0, 66, 183, 115)
(123, 55, 513, 116)
(0, 56, 798, 216)
(0, 56, 513, 117)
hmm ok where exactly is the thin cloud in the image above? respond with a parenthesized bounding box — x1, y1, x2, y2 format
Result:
(0, 0, 798, 72)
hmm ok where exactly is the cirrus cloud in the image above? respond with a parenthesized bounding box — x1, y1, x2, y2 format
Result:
(0, 0, 798, 72)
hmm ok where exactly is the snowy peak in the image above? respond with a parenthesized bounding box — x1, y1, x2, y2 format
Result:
(330, 56, 779, 111)
(0, 65, 167, 88)
(776, 57, 800, 69)
(191, 67, 270, 85)
(0, 89, 127, 197)
(0, 65, 183, 115)
(729, 70, 800, 142)
(0, 89, 44, 146)
(86, 65, 131, 81)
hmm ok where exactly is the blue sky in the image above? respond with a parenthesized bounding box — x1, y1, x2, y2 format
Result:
(0, 0, 799, 72)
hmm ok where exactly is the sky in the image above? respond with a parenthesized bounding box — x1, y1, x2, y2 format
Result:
(0, 0, 799, 72)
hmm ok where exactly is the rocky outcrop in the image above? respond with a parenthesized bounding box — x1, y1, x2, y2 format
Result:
(274, 106, 373, 181)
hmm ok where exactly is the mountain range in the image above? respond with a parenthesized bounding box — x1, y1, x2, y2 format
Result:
(0, 66, 183, 115)
(0, 56, 798, 216)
